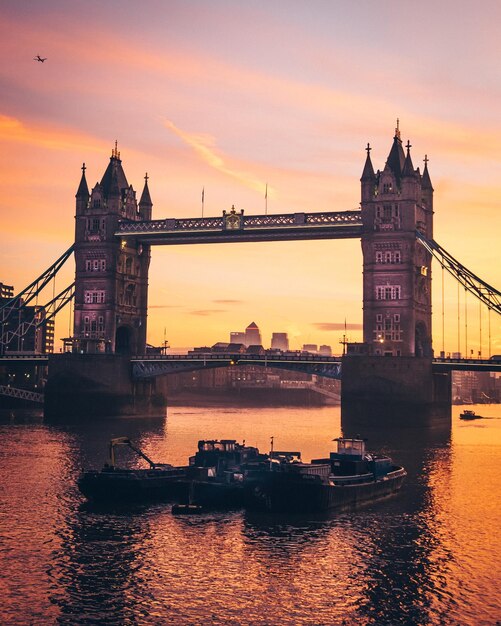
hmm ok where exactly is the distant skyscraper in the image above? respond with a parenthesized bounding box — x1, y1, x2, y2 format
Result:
(318, 344, 332, 356)
(271, 332, 289, 351)
(0, 284, 54, 354)
(230, 331, 246, 344)
(245, 322, 262, 347)
(302, 344, 318, 353)
(0, 283, 14, 299)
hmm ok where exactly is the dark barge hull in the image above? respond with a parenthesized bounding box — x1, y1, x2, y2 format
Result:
(246, 468, 406, 513)
(78, 469, 186, 502)
(190, 480, 245, 508)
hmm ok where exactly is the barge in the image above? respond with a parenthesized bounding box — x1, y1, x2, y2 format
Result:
(245, 437, 406, 513)
(77, 437, 186, 502)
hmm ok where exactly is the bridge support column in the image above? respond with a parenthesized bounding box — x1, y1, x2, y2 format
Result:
(44, 354, 167, 419)
(341, 356, 451, 428)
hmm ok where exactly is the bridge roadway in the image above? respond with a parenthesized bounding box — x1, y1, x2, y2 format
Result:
(129, 354, 501, 379)
(130, 353, 343, 379)
(1, 353, 500, 378)
(116, 210, 363, 245)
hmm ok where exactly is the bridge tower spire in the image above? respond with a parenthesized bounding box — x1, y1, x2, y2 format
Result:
(360, 125, 433, 357)
(72, 146, 151, 354)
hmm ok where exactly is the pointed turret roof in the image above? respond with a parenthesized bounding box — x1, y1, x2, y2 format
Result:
(361, 143, 376, 181)
(385, 120, 405, 183)
(99, 142, 129, 198)
(76, 163, 89, 198)
(246, 322, 259, 329)
(401, 140, 416, 178)
(139, 173, 152, 206)
(421, 155, 434, 191)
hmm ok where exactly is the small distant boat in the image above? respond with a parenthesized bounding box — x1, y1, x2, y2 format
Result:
(459, 410, 483, 420)
(78, 437, 186, 502)
(244, 437, 406, 513)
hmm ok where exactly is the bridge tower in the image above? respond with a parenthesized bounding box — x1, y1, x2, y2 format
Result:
(72, 145, 151, 354)
(360, 123, 434, 357)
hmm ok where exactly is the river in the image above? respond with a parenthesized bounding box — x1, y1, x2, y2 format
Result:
(0, 403, 500, 625)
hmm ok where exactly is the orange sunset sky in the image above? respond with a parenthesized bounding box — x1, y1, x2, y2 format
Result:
(1, 1, 500, 355)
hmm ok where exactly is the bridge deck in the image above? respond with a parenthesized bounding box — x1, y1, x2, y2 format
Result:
(116, 210, 363, 245)
(1, 353, 498, 373)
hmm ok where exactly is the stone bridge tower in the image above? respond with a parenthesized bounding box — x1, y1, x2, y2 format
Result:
(73, 145, 151, 354)
(360, 123, 433, 357)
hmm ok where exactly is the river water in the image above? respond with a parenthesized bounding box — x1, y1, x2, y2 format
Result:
(0, 403, 500, 625)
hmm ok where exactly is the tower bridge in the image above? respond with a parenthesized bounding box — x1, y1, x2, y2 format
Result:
(69, 125, 438, 358)
(2, 126, 500, 420)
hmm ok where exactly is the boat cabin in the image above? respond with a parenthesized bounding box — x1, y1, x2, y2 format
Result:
(270, 451, 301, 463)
(190, 439, 261, 475)
(333, 438, 366, 459)
(328, 438, 370, 477)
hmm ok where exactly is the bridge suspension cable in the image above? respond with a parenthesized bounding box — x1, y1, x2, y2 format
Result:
(0, 245, 75, 353)
(416, 232, 501, 316)
(2, 283, 75, 351)
(0, 244, 75, 319)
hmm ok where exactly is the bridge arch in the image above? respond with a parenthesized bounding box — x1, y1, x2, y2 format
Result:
(115, 325, 134, 354)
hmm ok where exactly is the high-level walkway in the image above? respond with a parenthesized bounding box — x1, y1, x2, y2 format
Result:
(116, 210, 363, 245)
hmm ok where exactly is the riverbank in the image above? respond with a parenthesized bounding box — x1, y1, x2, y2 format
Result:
(167, 387, 339, 407)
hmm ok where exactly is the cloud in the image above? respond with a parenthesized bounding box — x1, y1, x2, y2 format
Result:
(312, 322, 363, 331)
(163, 119, 269, 194)
(190, 309, 226, 316)
(149, 304, 182, 309)
(213, 299, 243, 304)
(0, 113, 107, 154)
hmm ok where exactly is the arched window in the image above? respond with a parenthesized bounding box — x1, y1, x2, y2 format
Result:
(124, 284, 136, 306)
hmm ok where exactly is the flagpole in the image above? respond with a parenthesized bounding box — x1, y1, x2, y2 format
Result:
(265, 183, 268, 215)
(202, 187, 204, 218)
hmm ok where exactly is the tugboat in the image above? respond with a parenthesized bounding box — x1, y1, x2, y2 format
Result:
(245, 437, 406, 513)
(459, 410, 483, 420)
(78, 437, 186, 502)
(173, 439, 265, 510)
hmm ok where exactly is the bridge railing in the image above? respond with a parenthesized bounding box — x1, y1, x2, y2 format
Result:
(131, 353, 342, 362)
(118, 210, 362, 235)
(0, 354, 50, 362)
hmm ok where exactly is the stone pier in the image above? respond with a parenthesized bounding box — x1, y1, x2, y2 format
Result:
(341, 356, 451, 428)
(44, 354, 167, 419)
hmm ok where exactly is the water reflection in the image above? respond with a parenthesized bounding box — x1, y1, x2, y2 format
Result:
(52, 507, 151, 625)
(0, 404, 499, 625)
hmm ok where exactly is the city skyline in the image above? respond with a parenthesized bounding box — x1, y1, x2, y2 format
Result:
(1, 1, 500, 354)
